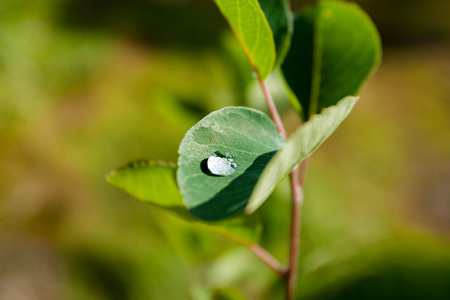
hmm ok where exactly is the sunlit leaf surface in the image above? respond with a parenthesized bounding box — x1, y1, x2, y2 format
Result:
(177, 107, 285, 221)
(214, 0, 276, 78)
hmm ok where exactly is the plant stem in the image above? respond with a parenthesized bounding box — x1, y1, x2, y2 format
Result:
(286, 155, 311, 299)
(249, 244, 285, 277)
(255, 71, 310, 300)
(255, 72, 287, 139)
(285, 168, 301, 299)
(298, 156, 311, 187)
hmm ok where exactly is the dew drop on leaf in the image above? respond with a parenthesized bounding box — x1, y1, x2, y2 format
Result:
(206, 153, 236, 176)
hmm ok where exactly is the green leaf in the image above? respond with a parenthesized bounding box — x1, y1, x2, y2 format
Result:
(213, 0, 276, 78)
(177, 107, 285, 221)
(259, 0, 293, 66)
(106, 160, 185, 213)
(281, 0, 381, 120)
(106, 161, 261, 246)
(246, 96, 358, 213)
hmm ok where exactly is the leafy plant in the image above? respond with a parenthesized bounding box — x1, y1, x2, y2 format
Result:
(106, 0, 381, 298)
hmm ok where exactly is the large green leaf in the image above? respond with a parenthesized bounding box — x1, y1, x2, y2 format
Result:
(246, 96, 358, 213)
(281, 1, 381, 120)
(106, 161, 261, 245)
(258, 0, 293, 66)
(177, 107, 285, 221)
(213, 0, 276, 78)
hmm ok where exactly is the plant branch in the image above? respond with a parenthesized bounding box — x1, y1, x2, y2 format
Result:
(255, 72, 287, 139)
(255, 70, 310, 300)
(249, 244, 286, 277)
(286, 156, 310, 299)
(298, 156, 311, 187)
(285, 167, 302, 299)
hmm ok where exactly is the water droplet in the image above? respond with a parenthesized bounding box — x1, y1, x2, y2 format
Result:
(206, 153, 236, 176)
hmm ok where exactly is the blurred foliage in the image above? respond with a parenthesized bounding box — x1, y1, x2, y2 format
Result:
(59, 0, 227, 47)
(0, 0, 449, 299)
(292, 0, 450, 45)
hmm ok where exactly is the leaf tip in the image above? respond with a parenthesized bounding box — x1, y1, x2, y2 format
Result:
(343, 95, 360, 105)
(105, 170, 116, 182)
(244, 205, 253, 215)
(245, 188, 270, 215)
(105, 160, 177, 184)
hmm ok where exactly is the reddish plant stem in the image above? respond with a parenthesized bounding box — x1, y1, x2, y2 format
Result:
(298, 156, 311, 187)
(286, 156, 311, 299)
(249, 244, 286, 277)
(256, 72, 287, 139)
(286, 168, 302, 299)
(256, 72, 310, 299)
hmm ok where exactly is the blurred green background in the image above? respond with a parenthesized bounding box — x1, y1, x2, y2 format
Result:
(1, 0, 449, 299)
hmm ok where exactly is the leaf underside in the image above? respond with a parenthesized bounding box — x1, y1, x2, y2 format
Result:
(246, 96, 359, 213)
(214, 0, 276, 78)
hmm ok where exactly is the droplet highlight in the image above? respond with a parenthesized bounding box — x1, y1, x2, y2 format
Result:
(206, 153, 236, 176)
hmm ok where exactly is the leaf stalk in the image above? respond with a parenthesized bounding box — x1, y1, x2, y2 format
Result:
(249, 244, 286, 277)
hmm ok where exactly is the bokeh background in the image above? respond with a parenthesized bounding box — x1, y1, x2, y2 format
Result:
(1, 0, 449, 299)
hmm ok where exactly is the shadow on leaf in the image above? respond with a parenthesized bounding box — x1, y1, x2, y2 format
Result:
(189, 151, 277, 221)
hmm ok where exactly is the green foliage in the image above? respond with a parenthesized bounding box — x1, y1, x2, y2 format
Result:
(177, 107, 284, 221)
(282, 1, 381, 120)
(247, 96, 358, 213)
(106, 161, 262, 245)
(105, 0, 381, 296)
(259, 0, 293, 66)
(106, 161, 186, 213)
(107, 0, 376, 244)
(213, 0, 276, 78)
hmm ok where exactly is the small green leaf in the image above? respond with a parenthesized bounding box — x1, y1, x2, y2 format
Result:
(259, 0, 293, 66)
(282, 1, 381, 120)
(246, 96, 358, 213)
(106, 161, 261, 245)
(177, 107, 285, 221)
(106, 160, 185, 213)
(213, 0, 276, 78)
